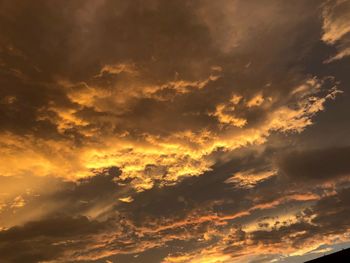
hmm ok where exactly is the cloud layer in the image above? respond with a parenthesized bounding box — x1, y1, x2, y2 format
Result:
(0, 0, 349, 262)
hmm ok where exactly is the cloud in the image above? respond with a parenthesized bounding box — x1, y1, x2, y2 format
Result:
(0, 0, 349, 262)
(225, 169, 276, 189)
(0, 76, 340, 192)
(158, 186, 350, 263)
(0, 0, 342, 193)
(278, 146, 350, 181)
(0, 150, 349, 263)
(322, 0, 350, 62)
(0, 215, 108, 263)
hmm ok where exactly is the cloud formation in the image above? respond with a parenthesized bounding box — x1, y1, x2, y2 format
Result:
(0, 0, 350, 262)
(322, 0, 350, 62)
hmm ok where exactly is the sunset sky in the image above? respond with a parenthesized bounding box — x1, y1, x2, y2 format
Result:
(0, 1, 350, 262)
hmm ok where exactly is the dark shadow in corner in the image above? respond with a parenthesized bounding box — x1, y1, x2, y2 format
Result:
(305, 247, 350, 262)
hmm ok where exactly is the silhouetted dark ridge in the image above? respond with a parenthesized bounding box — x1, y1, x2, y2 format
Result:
(304, 248, 350, 262)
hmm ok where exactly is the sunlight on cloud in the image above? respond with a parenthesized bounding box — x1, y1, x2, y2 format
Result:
(0, 76, 340, 193)
(0, 1, 349, 262)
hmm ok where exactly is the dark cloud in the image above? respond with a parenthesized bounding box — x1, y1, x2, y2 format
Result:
(247, 186, 350, 249)
(0, 215, 108, 263)
(0, 0, 332, 140)
(250, 221, 318, 246)
(0, 73, 67, 137)
(279, 146, 350, 181)
(120, 147, 278, 221)
(0, 0, 215, 81)
(310, 187, 350, 233)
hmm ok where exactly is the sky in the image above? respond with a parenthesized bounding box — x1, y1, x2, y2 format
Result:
(0, 0, 350, 262)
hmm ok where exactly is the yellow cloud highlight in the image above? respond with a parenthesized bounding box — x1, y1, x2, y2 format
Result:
(210, 94, 247, 128)
(118, 196, 134, 203)
(246, 93, 264, 108)
(322, 0, 350, 62)
(95, 63, 138, 77)
(163, 250, 231, 263)
(225, 170, 276, 189)
(322, 0, 350, 44)
(0, 77, 340, 193)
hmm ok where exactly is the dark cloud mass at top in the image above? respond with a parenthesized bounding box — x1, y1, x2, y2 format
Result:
(0, 0, 350, 262)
